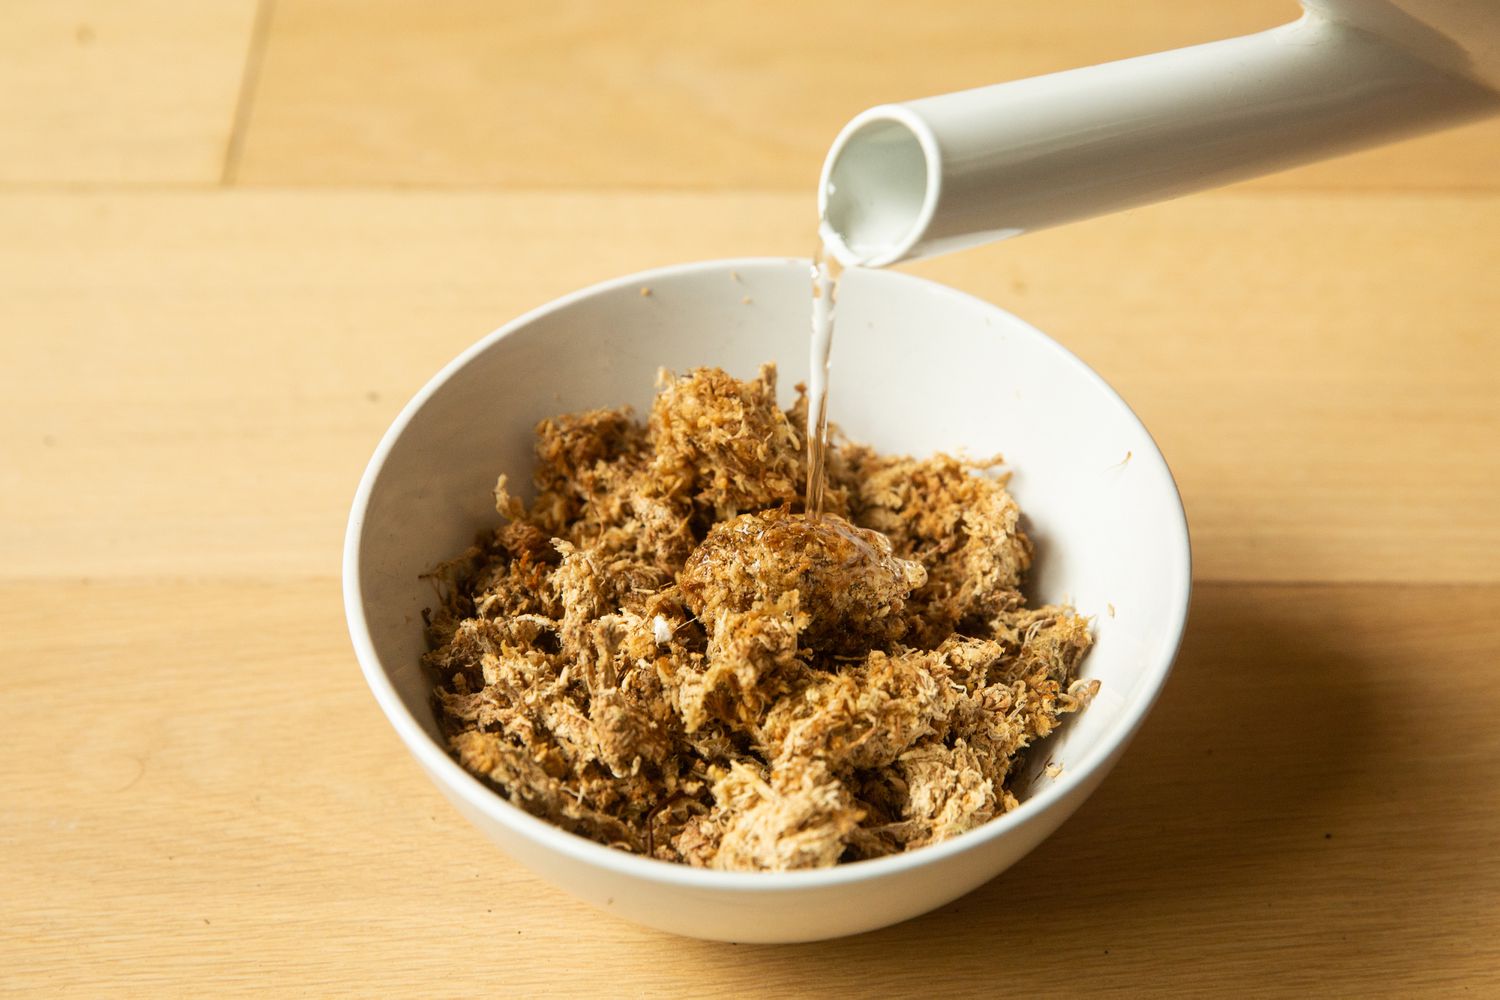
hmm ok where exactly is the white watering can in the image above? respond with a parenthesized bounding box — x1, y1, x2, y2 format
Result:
(818, 0, 1500, 266)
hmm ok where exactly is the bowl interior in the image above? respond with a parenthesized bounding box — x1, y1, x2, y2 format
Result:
(350, 258, 1188, 832)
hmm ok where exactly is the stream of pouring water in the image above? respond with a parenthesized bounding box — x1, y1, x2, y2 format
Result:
(805, 246, 844, 518)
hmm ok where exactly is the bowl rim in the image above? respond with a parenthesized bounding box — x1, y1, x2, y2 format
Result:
(343, 256, 1192, 890)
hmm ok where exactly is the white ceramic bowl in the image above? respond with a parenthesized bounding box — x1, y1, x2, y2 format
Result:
(343, 258, 1190, 943)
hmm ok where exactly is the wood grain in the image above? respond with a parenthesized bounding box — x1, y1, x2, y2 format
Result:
(5, 2, 1500, 995)
(3, 580, 1496, 997)
(235, 0, 1500, 191)
(2, 189, 1495, 584)
(0, 1, 261, 185)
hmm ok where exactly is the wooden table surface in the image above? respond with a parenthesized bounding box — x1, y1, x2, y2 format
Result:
(5, 2, 1499, 996)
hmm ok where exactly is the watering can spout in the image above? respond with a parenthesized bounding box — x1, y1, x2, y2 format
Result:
(819, 0, 1500, 267)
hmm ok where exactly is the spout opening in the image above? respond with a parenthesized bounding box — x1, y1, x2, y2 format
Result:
(818, 107, 940, 268)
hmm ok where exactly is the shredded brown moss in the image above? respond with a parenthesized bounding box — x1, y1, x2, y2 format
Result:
(423, 364, 1097, 870)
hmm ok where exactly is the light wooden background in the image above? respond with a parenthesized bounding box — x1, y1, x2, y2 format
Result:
(4, 2, 1498, 996)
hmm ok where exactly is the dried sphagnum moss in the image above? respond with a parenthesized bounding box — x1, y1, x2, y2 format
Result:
(424, 364, 1097, 870)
